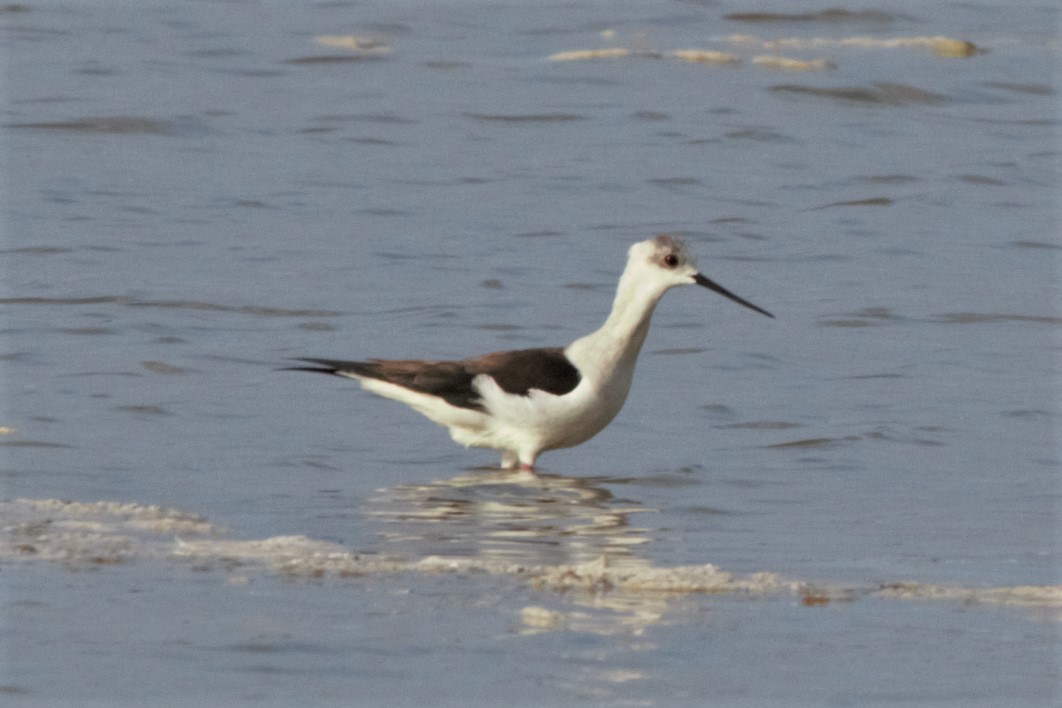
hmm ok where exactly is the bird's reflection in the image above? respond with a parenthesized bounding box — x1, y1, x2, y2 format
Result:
(367, 469, 685, 638)
(367, 469, 653, 567)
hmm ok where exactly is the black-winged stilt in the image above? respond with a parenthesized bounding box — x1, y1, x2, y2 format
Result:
(290, 235, 772, 471)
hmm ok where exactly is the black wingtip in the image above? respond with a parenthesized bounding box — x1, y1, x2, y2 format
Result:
(280, 358, 346, 375)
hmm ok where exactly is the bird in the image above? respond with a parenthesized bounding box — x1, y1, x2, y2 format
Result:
(289, 234, 772, 471)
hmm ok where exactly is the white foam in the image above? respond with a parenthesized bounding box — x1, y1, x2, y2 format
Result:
(3, 498, 1059, 621)
(547, 34, 979, 69)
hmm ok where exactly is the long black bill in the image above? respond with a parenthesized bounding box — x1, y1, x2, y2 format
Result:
(694, 273, 774, 318)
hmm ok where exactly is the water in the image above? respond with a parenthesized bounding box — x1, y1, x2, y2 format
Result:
(2, 1, 1060, 705)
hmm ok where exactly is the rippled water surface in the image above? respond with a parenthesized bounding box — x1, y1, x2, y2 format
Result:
(2, 1, 1060, 705)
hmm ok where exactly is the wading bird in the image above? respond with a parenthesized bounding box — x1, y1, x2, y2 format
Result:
(290, 235, 772, 471)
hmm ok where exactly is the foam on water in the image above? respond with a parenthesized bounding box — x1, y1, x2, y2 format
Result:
(4, 497, 1059, 633)
(549, 33, 980, 67)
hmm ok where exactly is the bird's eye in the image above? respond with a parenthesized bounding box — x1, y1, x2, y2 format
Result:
(663, 253, 679, 268)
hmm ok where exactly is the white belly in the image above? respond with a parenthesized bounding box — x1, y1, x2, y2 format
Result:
(472, 372, 632, 454)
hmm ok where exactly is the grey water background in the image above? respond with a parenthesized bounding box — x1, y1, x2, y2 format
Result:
(1, 1, 1060, 705)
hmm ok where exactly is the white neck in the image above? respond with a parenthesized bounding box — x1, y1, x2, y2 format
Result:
(565, 266, 668, 383)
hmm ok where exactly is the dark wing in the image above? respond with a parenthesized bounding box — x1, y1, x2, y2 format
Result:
(288, 347, 581, 411)
(287, 357, 481, 409)
(463, 348, 581, 398)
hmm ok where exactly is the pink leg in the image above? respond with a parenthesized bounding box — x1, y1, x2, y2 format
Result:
(518, 452, 537, 472)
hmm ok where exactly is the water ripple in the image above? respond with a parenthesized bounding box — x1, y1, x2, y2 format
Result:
(0, 296, 337, 318)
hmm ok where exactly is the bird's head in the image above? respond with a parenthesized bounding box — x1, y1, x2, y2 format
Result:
(628, 234, 773, 318)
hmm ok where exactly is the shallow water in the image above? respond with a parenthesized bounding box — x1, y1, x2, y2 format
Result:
(2, 1, 1060, 705)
